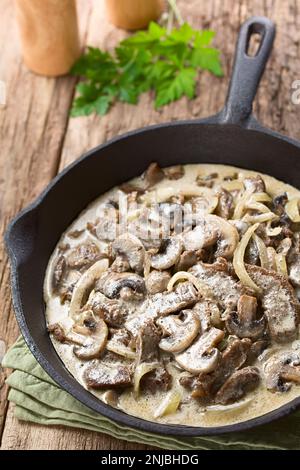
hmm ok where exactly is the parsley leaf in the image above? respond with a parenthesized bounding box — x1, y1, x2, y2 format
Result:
(70, 22, 223, 117)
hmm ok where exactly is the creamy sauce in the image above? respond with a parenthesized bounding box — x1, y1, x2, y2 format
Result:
(44, 164, 300, 427)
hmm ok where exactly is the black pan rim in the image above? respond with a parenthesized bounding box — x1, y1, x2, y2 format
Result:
(5, 117, 300, 438)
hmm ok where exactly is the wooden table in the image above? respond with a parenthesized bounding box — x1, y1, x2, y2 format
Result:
(1, 0, 300, 450)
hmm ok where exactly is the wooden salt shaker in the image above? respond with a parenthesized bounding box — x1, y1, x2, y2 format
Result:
(105, 0, 164, 31)
(15, 0, 81, 77)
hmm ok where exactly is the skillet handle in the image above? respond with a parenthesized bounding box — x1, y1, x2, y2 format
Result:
(220, 16, 275, 126)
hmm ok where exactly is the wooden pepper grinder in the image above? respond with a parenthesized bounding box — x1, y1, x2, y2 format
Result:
(15, 0, 81, 77)
(105, 0, 165, 31)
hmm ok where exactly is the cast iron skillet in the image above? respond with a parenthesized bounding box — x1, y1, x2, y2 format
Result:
(5, 16, 300, 436)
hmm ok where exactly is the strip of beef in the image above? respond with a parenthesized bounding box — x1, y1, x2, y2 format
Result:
(126, 282, 198, 335)
(88, 291, 128, 327)
(215, 188, 233, 220)
(136, 320, 161, 364)
(243, 175, 266, 192)
(189, 260, 251, 310)
(246, 265, 300, 342)
(215, 367, 260, 404)
(180, 338, 251, 399)
(66, 241, 102, 270)
(48, 323, 66, 343)
(84, 362, 132, 389)
(52, 255, 66, 291)
(141, 366, 172, 394)
(247, 339, 269, 364)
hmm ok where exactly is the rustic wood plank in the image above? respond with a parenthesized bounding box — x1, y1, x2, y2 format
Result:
(2, 0, 300, 451)
(0, 0, 93, 444)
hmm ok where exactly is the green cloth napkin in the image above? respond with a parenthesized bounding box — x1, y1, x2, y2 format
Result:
(3, 337, 300, 450)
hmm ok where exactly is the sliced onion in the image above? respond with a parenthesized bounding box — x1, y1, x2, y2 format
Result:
(275, 253, 288, 276)
(134, 363, 159, 394)
(167, 271, 213, 298)
(243, 212, 278, 224)
(285, 198, 300, 223)
(106, 340, 136, 359)
(233, 223, 261, 292)
(252, 234, 269, 269)
(233, 189, 252, 220)
(205, 397, 253, 412)
(153, 389, 182, 418)
(249, 192, 272, 203)
(143, 186, 207, 205)
(69, 259, 109, 320)
(246, 201, 270, 214)
(266, 247, 277, 271)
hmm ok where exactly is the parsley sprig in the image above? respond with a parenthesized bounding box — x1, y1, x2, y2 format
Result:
(71, 22, 223, 117)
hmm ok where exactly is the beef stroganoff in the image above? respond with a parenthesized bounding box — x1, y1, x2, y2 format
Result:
(45, 163, 300, 427)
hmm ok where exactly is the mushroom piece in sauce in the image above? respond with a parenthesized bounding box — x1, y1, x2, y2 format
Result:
(157, 310, 200, 353)
(175, 327, 224, 374)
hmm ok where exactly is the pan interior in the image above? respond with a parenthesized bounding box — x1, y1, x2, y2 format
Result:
(7, 121, 300, 436)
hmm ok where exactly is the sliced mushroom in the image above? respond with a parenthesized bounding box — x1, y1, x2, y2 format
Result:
(175, 327, 224, 374)
(180, 338, 251, 398)
(145, 270, 171, 294)
(48, 323, 67, 343)
(84, 362, 132, 389)
(96, 272, 146, 300)
(215, 366, 260, 404)
(182, 215, 239, 259)
(264, 350, 300, 392)
(246, 265, 300, 342)
(73, 316, 108, 360)
(112, 234, 145, 274)
(225, 295, 266, 339)
(126, 282, 198, 335)
(157, 310, 200, 353)
(150, 237, 183, 270)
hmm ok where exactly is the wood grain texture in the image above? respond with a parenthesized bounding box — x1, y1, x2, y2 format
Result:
(1, 0, 300, 450)
(0, 0, 92, 446)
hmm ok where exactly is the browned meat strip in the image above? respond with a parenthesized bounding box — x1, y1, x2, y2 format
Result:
(145, 270, 171, 294)
(243, 175, 266, 192)
(180, 338, 251, 399)
(175, 250, 198, 272)
(246, 265, 300, 342)
(52, 255, 66, 291)
(141, 367, 172, 393)
(66, 241, 102, 269)
(48, 323, 66, 343)
(143, 162, 165, 187)
(215, 367, 260, 404)
(136, 321, 161, 364)
(247, 339, 269, 364)
(216, 188, 233, 220)
(84, 363, 132, 389)
(89, 292, 128, 327)
(189, 260, 250, 310)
